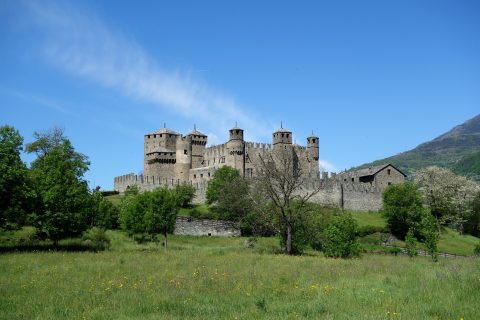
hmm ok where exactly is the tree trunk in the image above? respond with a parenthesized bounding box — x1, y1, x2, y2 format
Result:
(286, 225, 292, 255)
(164, 231, 168, 251)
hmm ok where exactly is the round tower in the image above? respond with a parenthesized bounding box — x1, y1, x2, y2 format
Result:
(307, 131, 320, 175)
(174, 135, 192, 182)
(272, 123, 293, 148)
(226, 125, 245, 176)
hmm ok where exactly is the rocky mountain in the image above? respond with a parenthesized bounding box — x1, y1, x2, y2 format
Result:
(352, 114, 480, 180)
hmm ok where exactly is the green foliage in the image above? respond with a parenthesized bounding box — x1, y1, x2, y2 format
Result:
(405, 228, 417, 257)
(82, 227, 110, 250)
(357, 225, 388, 237)
(464, 191, 480, 237)
(474, 242, 480, 256)
(206, 166, 251, 222)
(174, 183, 196, 207)
(119, 187, 180, 247)
(322, 213, 360, 258)
(382, 182, 425, 240)
(91, 190, 120, 229)
(28, 134, 91, 244)
(0, 125, 33, 230)
(421, 213, 440, 262)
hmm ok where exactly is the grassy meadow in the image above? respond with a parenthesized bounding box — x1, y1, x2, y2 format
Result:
(1, 231, 479, 320)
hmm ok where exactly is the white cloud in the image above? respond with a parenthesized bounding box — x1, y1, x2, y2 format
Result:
(319, 159, 338, 173)
(22, 1, 270, 142)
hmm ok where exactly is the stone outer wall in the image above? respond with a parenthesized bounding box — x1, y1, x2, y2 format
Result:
(174, 216, 240, 237)
(114, 173, 384, 212)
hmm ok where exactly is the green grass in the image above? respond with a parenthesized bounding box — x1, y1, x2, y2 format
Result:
(1, 231, 479, 319)
(350, 210, 386, 228)
(105, 194, 123, 206)
(178, 204, 212, 217)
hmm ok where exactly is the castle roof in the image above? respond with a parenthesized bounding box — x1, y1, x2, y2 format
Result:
(188, 129, 206, 136)
(308, 131, 318, 138)
(153, 128, 180, 135)
(347, 164, 406, 178)
(230, 126, 243, 131)
(275, 127, 291, 133)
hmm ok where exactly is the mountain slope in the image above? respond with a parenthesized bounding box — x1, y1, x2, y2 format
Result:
(352, 114, 480, 179)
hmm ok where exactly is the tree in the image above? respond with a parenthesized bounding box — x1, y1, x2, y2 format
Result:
(145, 188, 180, 249)
(0, 125, 33, 229)
(322, 213, 359, 258)
(206, 166, 252, 221)
(415, 166, 479, 232)
(421, 212, 439, 262)
(251, 147, 322, 254)
(28, 133, 91, 245)
(25, 126, 65, 157)
(464, 192, 480, 237)
(120, 187, 180, 249)
(91, 190, 120, 230)
(174, 183, 196, 207)
(382, 182, 425, 240)
(405, 228, 417, 257)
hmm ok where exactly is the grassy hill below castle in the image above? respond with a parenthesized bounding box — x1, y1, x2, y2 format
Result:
(351, 114, 480, 180)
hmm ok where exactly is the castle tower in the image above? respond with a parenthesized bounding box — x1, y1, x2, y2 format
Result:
(143, 126, 179, 177)
(226, 124, 245, 176)
(307, 131, 320, 176)
(272, 122, 293, 148)
(187, 125, 207, 169)
(174, 135, 192, 182)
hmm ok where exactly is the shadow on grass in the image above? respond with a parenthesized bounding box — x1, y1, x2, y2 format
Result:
(0, 243, 108, 254)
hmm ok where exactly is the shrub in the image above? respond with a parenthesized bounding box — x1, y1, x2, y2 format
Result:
(174, 184, 196, 207)
(322, 213, 360, 258)
(473, 242, 480, 256)
(357, 225, 388, 237)
(382, 182, 425, 240)
(82, 227, 110, 250)
(405, 228, 417, 257)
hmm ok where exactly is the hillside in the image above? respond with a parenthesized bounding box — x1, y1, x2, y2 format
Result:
(352, 114, 480, 179)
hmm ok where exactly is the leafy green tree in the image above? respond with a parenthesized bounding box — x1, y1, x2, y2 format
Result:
(28, 134, 91, 245)
(0, 125, 33, 229)
(405, 228, 417, 257)
(382, 182, 425, 240)
(145, 188, 180, 249)
(207, 166, 252, 221)
(421, 212, 439, 262)
(91, 190, 120, 229)
(464, 192, 480, 237)
(120, 187, 180, 248)
(174, 183, 196, 207)
(322, 213, 359, 258)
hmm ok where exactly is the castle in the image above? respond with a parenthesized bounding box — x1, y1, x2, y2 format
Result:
(114, 124, 405, 211)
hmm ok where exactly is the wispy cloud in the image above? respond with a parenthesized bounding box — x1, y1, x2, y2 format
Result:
(0, 87, 67, 113)
(319, 159, 338, 173)
(21, 1, 269, 142)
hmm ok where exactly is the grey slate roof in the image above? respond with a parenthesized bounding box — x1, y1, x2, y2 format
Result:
(153, 128, 180, 135)
(348, 164, 406, 177)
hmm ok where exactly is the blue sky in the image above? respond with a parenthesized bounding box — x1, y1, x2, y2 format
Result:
(1, 0, 479, 189)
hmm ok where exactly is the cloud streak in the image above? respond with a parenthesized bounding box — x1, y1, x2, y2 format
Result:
(23, 1, 269, 142)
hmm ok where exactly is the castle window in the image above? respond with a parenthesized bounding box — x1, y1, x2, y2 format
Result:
(147, 135, 150, 138)
(351, 178, 354, 182)
(287, 134, 289, 138)
(313, 139, 316, 143)
(388, 182, 392, 185)
(200, 174, 203, 178)
(281, 133, 284, 138)
(160, 134, 162, 137)
(194, 174, 196, 179)
(208, 172, 210, 177)
(184, 149, 187, 155)
(387, 169, 391, 175)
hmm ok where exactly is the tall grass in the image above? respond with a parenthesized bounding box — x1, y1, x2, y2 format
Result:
(1, 232, 479, 319)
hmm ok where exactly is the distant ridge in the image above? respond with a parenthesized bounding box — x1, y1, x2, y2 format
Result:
(351, 114, 480, 180)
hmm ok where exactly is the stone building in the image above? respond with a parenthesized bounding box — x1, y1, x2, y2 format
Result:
(338, 164, 406, 189)
(141, 124, 320, 183)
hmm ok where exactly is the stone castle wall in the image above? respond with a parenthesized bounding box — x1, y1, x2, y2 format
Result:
(174, 216, 240, 237)
(114, 173, 383, 212)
